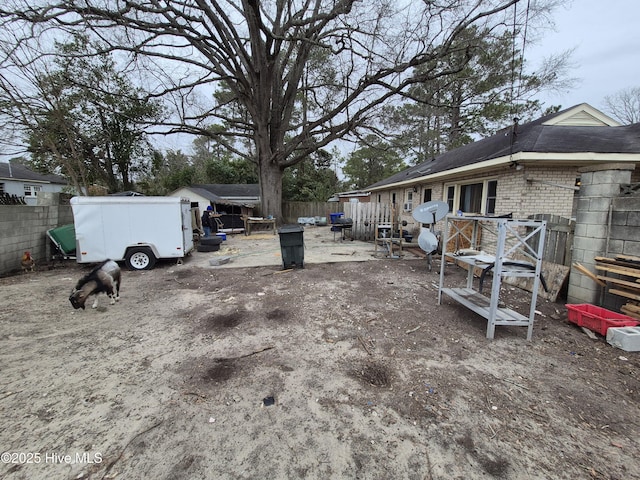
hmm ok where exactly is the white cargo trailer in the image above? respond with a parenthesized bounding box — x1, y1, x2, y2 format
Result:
(70, 196, 194, 270)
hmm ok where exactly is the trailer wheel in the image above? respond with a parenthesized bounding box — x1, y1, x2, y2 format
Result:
(125, 247, 157, 270)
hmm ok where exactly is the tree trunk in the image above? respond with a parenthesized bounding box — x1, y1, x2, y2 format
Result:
(258, 159, 283, 224)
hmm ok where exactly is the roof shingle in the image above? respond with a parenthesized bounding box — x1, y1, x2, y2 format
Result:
(367, 106, 640, 189)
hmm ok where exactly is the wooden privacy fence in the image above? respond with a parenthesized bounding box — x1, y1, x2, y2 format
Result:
(282, 201, 403, 241)
(281, 201, 343, 224)
(343, 203, 400, 241)
(527, 214, 575, 266)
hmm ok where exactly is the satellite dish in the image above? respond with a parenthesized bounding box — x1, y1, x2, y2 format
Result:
(418, 229, 438, 254)
(412, 201, 449, 225)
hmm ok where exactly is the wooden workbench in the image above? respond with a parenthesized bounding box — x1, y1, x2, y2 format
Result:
(374, 223, 403, 258)
(244, 217, 277, 236)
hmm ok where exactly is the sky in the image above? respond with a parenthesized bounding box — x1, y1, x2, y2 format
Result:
(525, 0, 640, 115)
(159, 0, 640, 154)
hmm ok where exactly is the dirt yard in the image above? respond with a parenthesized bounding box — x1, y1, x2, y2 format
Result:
(0, 255, 638, 480)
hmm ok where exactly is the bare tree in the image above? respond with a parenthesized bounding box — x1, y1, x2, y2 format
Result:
(1, 0, 547, 221)
(0, 32, 92, 194)
(0, 33, 163, 194)
(604, 87, 640, 125)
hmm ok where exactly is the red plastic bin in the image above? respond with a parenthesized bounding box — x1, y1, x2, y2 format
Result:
(566, 304, 639, 336)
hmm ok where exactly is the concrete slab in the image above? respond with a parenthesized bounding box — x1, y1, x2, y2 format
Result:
(185, 225, 411, 269)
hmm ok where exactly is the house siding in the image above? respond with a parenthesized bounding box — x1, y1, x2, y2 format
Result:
(170, 188, 210, 212)
(378, 166, 578, 235)
(552, 111, 611, 126)
(1, 179, 67, 206)
(516, 167, 577, 218)
(462, 166, 576, 218)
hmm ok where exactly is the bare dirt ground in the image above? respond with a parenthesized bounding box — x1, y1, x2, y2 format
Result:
(0, 251, 639, 480)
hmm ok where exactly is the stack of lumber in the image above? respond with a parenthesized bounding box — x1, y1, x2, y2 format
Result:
(621, 303, 640, 320)
(594, 254, 640, 320)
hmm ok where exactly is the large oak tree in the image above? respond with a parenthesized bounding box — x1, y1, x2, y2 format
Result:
(1, 0, 550, 221)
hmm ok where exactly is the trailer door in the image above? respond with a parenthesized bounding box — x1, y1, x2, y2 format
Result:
(181, 201, 195, 253)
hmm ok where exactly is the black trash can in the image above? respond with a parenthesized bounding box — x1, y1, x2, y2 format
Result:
(278, 224, 304, 269)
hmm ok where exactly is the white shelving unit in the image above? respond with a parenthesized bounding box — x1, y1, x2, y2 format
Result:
(438, 215, 547, 340)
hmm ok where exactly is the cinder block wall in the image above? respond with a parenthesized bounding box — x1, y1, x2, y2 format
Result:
(601, 194, 640, 310)
(0, 204, 73, 276)
(567, 164, 636, 305)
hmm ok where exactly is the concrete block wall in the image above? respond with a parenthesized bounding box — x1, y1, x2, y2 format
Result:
(601, 195, 640, 310)
(567, 164, 636, 305)
(0, 204, 73, 276)
(610, 197, 640, 257)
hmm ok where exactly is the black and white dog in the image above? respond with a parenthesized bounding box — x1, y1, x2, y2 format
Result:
(69, 260, 121, 310)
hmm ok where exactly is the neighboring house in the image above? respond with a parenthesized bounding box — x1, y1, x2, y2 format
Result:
(170, 184, 261, 230)
(359, 104, 640, 232)
(0, 160, 69, 206)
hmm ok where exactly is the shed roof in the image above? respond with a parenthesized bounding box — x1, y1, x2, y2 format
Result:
(179, 184, 260, 207)
(191, 184, 260, 198)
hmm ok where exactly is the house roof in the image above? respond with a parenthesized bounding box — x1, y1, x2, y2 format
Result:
(109, 191, 144, 196)
(366, 104, 640, 191)
(178, 184, 261, 207)
(0, 161, 68, 185)
(328, 190, 373, 202)
(191, 184, 260, 198)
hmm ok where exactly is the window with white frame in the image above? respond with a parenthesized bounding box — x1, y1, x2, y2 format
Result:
(0, 183, 5, 194)
(404, 189, 414, 211)
(446, 185, 455, 212)
(24, 184, 42, 197)
(444, 179, 498, 215)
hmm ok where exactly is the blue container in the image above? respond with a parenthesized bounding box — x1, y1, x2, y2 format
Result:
(216, 232, 227, 241)
(330, 212, 344, 224)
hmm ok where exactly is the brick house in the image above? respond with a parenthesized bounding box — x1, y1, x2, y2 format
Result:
(362, 104, 640, 234)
